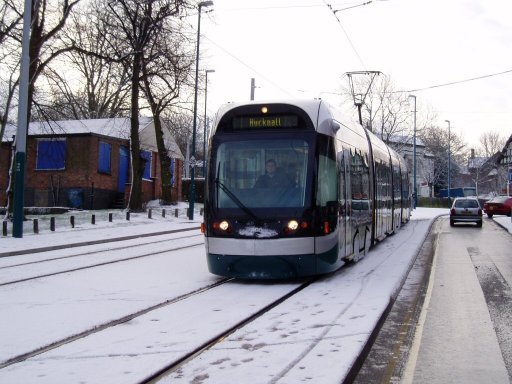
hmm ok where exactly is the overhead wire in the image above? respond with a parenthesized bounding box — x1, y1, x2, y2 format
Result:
(406, 69, 512, 93)
(203, 35, 296, 98)
(180, 11, 295, 97)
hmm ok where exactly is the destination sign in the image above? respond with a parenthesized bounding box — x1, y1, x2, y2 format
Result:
(232, 115, 299, 130)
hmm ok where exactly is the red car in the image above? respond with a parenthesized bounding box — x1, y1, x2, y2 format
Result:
(483, 196, 512, 218)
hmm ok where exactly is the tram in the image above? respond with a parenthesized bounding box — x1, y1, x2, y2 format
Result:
(202, 100, 411, 279)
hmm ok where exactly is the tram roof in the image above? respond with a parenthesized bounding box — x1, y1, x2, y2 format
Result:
(212, 99, 342, 136)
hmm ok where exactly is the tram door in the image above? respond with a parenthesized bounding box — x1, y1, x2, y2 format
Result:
(338, 150, 351, 259)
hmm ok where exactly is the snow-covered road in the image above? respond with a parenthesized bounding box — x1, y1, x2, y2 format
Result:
(1, 208, 509, 383)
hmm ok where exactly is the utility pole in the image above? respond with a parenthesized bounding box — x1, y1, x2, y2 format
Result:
(445, 120, 451, 203)
(250, 78, 256, 100)
(12, 0, 32, 238)
(409, 95, 417, 209)
(189, 0, 213, 220)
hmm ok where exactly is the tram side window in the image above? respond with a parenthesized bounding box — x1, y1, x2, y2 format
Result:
(317, 138, 337, 207)
(350, 151, 370, 211)
(393, 165, 401, 205)
(317, 155, 337, 206)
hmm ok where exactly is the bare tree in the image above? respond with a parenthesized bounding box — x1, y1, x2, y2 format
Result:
(102, 0, 191, 211)
(40, 3, 132, 120)
(0, 0, 22, 143)
(341, 74, 411, 142)
(478, 131, 506, 157)
(2, 0, 81, 218)
(419, 124, 466, 193)
(141, 15, 194, 203)
(365, 75, 411, 143)
(21, 0, 82, 121)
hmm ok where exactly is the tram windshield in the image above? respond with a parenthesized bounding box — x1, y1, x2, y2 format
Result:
(212, 135, 312, 210)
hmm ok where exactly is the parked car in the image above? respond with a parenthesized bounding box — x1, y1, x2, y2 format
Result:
(483, 196, 512, 218)
(450, 197, 483, 227)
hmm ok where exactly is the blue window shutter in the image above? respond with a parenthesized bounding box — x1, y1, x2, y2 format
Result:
(98, 142, 112, 173)
(141, 150, 152, 179)
(36, 140, 66, 170)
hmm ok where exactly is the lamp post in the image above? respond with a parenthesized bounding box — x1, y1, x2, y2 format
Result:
(409, 95, 417, 209)
(203, 69, 215, 178)
(189, 0, 213, 220)
(445, 120, 451, 203)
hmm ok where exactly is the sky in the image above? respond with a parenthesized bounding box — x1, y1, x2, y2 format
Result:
(1, 205, 511, 383)
(196, 0, 512, 149)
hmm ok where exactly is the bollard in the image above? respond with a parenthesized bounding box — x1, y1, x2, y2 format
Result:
(33, 219, 39, 234)
(2, 221, 7, 236)
(109, 213, 113, 222)
(70, 216, 75, 228)
(50, 217, 55, 232)
(126, 211, 130, 221)
(175, 209, 179, 218)
(200, 208, 204, 216)
(162, 209, 166, 218)
(148, 208, 152, 219)
(91, 214, 96, 225)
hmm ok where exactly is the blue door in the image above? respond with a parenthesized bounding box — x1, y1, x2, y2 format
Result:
(118, 147, 130, 193)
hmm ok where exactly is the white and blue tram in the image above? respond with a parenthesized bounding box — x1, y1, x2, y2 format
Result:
(202, 100, 411, 279)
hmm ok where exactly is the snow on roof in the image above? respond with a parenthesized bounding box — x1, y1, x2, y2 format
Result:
(3, 118, 152, 141)
(2, 118, 184, 160)
(36, 118, 153, 139)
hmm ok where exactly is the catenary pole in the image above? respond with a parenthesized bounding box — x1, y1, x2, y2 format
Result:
(445, 120, 451, 203)
(189, 1, 213, 220)
(12, 0, 32, 238)
(409, 95, 417, 209)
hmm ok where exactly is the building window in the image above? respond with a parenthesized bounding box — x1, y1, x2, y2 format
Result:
(98, 141, 112, 174)
(141, 150, 152, 180)
(36, 139, 66, 170)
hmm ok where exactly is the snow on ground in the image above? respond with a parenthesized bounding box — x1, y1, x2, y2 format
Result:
(1, 202, 201, 255)
(0, 206, 510, 383)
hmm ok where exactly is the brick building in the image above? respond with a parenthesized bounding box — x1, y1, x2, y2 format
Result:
(1, 118, 183, 209)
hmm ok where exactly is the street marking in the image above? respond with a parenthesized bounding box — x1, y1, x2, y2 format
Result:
(400, 228, 441, 384)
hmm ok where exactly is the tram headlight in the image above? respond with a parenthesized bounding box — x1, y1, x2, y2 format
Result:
(287, 220, 299, 231)
(213, 220, 231, 233)
(284, 219, 304, 234)
(219, 220, 230, 231)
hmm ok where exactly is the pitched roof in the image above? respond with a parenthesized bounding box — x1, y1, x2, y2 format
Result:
(2, 117, 184, 160)
(4, 117, 153, 140)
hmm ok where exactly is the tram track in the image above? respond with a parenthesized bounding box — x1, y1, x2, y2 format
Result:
(0, 230, 201, 270)
(1, 227, 202, 258)
(0, 235, 204, 286)
(0, 277, 232, 369)
(1, 276, 317, 374)
(142, 277, 317, 384)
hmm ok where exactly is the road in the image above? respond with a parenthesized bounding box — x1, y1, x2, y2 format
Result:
(354, 217, 512, 383)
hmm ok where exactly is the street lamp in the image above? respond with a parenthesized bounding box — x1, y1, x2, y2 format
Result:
(189, 0, 213, 220)
(445, 120, 451, 203)
(409, 95, 417, 209)
(203, 69, 215, 178)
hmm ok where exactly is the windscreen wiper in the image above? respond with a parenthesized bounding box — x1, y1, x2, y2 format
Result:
(215, 178, 260, 222)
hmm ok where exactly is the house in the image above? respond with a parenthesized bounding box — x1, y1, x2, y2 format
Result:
(496, 133, 512, 195)
(465, 149, 503, 196)
(1, 118, 184, 209)
(381, 134, 434, 198)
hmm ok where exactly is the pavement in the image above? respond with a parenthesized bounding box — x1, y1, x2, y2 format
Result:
(354, 214, 512, 383)
(1, 205, 202, 257)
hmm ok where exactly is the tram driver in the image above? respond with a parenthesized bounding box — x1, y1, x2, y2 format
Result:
(254, 159, 293, 189)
